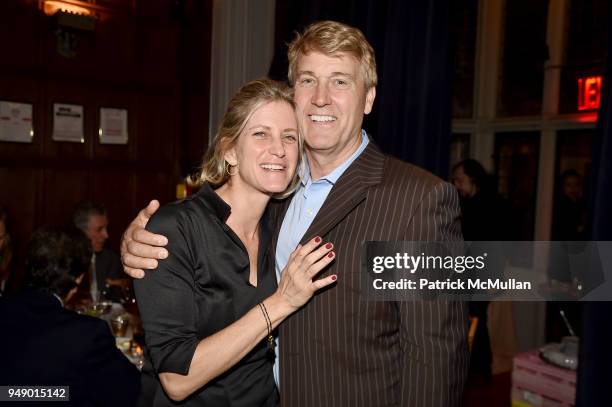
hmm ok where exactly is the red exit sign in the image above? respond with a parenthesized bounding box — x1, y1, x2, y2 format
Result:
(578, 76, 602, 111)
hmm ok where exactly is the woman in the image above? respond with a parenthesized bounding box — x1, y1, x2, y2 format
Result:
(134, 79, 337, 406)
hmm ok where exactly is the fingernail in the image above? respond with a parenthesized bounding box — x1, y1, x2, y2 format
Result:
(331, 275, 337, 281)
(314, 236, 322, 243)
(325, 243, 333, 249)
(327, 252, 335, 258)
(159, 250, 168, 259)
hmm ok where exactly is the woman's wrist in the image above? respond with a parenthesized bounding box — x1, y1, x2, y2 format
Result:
(262, 293, 296, 327)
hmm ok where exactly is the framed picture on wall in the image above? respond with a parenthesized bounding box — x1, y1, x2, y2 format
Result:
(99, 107, 128, 145)
(52, 103, 84, 143)
(0, 100, 34, 143)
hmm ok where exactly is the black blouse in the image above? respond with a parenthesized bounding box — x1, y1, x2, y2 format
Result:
(134, 183, 278, 406)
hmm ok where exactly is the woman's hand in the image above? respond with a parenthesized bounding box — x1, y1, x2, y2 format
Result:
(274, 236, 337, 312)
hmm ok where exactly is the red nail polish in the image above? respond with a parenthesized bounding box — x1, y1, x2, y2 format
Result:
(314, 236, 322, 243)
(331, 275, 337, 281)
(327, 252, 335, 258)
(325, 243, 333, 249)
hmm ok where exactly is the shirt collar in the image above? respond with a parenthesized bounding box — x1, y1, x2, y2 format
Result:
(52, 293, 64, 307)
(300, 129, 370, 186)
(196, 182, 232, 222)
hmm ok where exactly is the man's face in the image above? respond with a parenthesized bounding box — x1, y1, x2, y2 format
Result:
(293, 51, 375, 160)
(84, 214, 109, 253)
(562, 175, 582, 201)
(452, 166, 477, 199)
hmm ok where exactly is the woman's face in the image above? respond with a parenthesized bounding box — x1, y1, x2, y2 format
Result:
(225, 101, 299, 195)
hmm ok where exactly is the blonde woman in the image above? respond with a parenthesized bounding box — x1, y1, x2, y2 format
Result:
(134, 79, 337, 406)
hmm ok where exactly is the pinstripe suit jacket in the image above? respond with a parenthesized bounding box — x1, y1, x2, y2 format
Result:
(271, 142, 469, 407)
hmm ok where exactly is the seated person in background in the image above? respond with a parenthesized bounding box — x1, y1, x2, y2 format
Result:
(72, 201, 129, 302)
(0, 205, 13, 296)
(0, 227, 140, 406)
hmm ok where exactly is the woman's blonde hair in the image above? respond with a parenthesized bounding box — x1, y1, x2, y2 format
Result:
(191, 78, 303, 199)
(287, 20, 377, 90)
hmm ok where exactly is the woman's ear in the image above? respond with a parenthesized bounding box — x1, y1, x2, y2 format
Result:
(224, 148, 238, 167)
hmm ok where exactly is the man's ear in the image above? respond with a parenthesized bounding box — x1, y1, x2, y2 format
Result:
(364, 86, 376, 115)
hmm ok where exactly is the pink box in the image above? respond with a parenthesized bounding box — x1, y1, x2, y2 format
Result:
(512, 350, 576, 406)
(511, 387, 574, 407)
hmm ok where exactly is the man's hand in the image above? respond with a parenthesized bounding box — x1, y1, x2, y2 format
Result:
(120, 200, 169, 279)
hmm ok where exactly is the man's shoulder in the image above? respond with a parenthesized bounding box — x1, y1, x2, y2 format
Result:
(380, 153, 447, 192)
(97, 248, 120, 262)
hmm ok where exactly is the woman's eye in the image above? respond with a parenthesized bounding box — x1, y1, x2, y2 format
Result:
(283, 134, 297, 143)
(253, 131, 266, 138)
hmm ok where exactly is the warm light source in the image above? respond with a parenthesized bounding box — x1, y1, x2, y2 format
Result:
(40, 0, 96, 58)
(42, 1, 92, 16)
(577, 75, 602, 111)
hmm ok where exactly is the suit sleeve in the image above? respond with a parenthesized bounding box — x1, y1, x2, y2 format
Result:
(105, 250, 126, 280)
(133, 205, 201, 375)
(82, 319, 141, 406)
(397, 181, 470, 407)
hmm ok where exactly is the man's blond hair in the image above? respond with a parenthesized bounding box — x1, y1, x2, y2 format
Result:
(287, 20, 377, 89)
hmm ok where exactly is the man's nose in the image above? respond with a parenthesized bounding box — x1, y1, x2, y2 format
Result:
(312, 82, 331, 107)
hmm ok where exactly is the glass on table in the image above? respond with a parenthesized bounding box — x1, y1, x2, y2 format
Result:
(110, 314, 130, 337)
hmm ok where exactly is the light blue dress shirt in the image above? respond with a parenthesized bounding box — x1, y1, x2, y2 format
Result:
(272, 130, 369, 388)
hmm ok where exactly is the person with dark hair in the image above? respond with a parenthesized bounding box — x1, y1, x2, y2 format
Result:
(0, 227, 140, 405)
(0, 205, 13, 296)
(71, 201, 127, 302)
(546, 169, 587, 343)
(552, 169, 586, 241)
(452, 159, 513, 383)
(451, 159, 509, 241)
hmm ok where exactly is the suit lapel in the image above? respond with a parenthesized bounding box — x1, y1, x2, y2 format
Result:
(299, 142, 386, 244)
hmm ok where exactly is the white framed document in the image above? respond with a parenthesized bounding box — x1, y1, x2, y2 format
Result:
(99, 107, 128, 145)
(0, 100, 34, 143)
(53, 103, 84, 143)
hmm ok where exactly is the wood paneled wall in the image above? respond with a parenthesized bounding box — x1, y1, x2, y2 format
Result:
(0, 0, 212, 280)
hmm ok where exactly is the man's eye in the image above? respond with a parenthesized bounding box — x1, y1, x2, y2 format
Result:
(335, 79, 348, 86)
(299, 78, 315, 86)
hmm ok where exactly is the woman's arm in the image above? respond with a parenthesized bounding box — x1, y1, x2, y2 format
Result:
(159, 236, 336, 401)
(134, 205, 336, 401)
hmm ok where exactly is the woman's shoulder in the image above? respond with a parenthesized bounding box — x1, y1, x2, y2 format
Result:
(146, 192, 219, 236)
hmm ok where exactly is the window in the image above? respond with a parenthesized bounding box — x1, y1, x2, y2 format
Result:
(497, 0, 549, 117)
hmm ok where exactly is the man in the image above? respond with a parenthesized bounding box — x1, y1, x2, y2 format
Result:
(123, 21, 468, 406)
(451, 159, 512, 242)
(72, 201, 128, 301)
(0, 228, 140, 406)
(452, 159, 511, 384)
